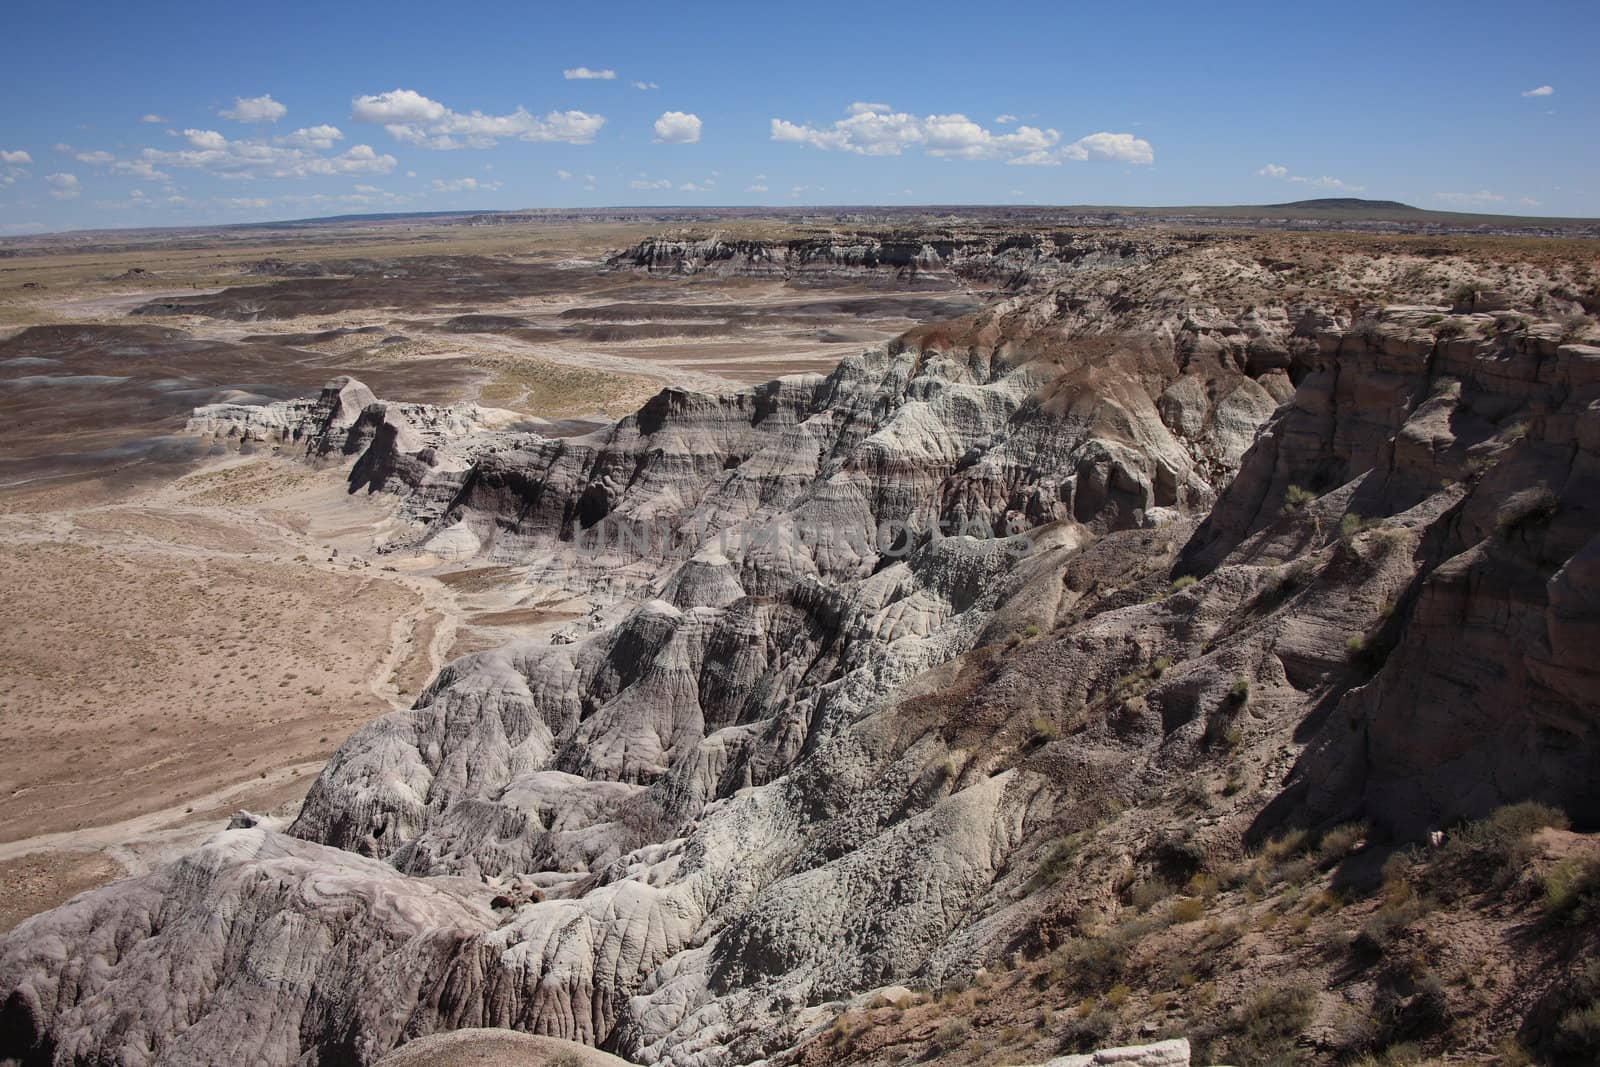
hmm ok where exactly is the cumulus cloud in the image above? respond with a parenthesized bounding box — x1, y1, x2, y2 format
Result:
(1054, 131, 1156, 164)
(140, 113, 168, 123)
(46, 173, 81, 199)
(653, 111, 702, 144)
(133, 128, 397, 179)
(745, 183, 769, 193)
(56, 144, 115, 165)
(430, 177, 503, 193)
(352, 88, 605, 149)
(994, 114, 1019, 124)
(771, 103, 1151, 165)
(563, 67, 616, 80)
(220, 93, 287, 123)
(1435, 190, 1506, 206)
(1522, 85, 1554, 97)
(629, 177, 672, 190)
(1256, 162, 1365, 193)
(112, 159, 170, 181)
(556, 169, 573, 180)
(630, 81, 659, 90)
(277, 125, 344, 150)
(1, 149, 32, 165)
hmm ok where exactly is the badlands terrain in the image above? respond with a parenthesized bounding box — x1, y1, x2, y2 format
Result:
(1, 205, 1599, 1066)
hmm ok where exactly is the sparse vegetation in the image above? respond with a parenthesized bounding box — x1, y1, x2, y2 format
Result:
(1169, 574, 1198, 592)
(1284, 484, 1317, 511)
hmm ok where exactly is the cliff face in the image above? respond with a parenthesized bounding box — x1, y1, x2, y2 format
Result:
(604, 231, 1184, 289)
(3, 269, 1598, 1065)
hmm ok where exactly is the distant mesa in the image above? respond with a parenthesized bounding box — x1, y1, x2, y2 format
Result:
(1265, 197, 1419, 212)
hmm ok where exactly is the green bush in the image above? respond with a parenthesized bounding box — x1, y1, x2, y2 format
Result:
(1284, 484, 1317, 511)
(1541, 856, 1600, 925)
(1438, 800, 1569, 891)
(1170, 575, 1198, 592)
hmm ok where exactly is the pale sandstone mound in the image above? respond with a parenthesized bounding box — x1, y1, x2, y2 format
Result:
(373, 1028, 632, 1066)
(3, 279, 1597, 1066)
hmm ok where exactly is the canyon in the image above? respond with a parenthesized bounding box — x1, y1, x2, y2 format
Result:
(0, 214, 1598, 1066)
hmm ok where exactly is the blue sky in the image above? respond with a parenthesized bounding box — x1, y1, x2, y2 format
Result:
(1, 0, 1595, 233)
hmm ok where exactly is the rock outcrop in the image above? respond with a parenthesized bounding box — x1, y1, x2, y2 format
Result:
(4, 256, 1598, 1067)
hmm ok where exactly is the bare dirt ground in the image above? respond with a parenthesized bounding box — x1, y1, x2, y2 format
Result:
(0, 218, 982, 931)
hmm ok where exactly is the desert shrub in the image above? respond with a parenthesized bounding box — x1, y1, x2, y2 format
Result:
(1354, 894, 1434, 956)
(1316, 822, 1367, 865)
(1151, 655, 1173, 675)
(1346, 634, 1367, 656)
(1350, 317, 1383, 344)
(1027, 831, 1087, 891)
(1433, 318, 1467, 340)
(1202, 982, 1318, 1066)
(1450, 281, 1481, 305)
(1261, 829, 1309, 863)
(1132, 877, 1177, 911)
(1022, 623, 1042, 639)
(1541, 855, 1600, 925)
(1559, 311, 1592, 343)
(1048, 931, 1130, 992)
(1284, 484, 1317, 511)
(1106, 982, 1132, 1007)
(1227, 677, 1251, 705)
(1171, 896, 1207, 923)
(1437, 800, 1569, 892)
(1525, 960, 1600, 1066)
(1058, 1006, 1117, 1053)
(1340, 513, 1367, 540)
(933, 1017, 971, 1050)
(1170, 575, 1198, 592)
(1029, 714, 1061, 743)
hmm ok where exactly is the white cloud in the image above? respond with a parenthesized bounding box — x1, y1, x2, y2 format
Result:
(352, 88, 604, 149)
(629, 178, 672, 190)
(1435, 190, 1506, 206)
(1522, 85, 1554, 97)
(1519, 196, 1542, 207)
(556, 169, 574, 180)
(582, 173, 596, 190)
(1256, 162, 1365, 193)
(680, 181, 709, 192)
(220, 93, 287, 123)
(630, 81, 659, 90)
(745, 183, 768, 193)
(140, 113, 168, 124)
(277, 125, 344, 150)
(653, 111, 702, 144)
(994, 114, 1019, 124)
(55, 144, 115, 165)
(46, 173, 81, 199)
(351, 89, 446, 124)
(1, 149, 32, 165)
(430, 177, 503, 193)
(1055, 131, 1155, 165)
(771, 103, 1151, 165)
(563, 67, 616, 80)
(135, 129, 396, 179)
(112, 159, 170, 181)
(183, 128, 228, 150)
